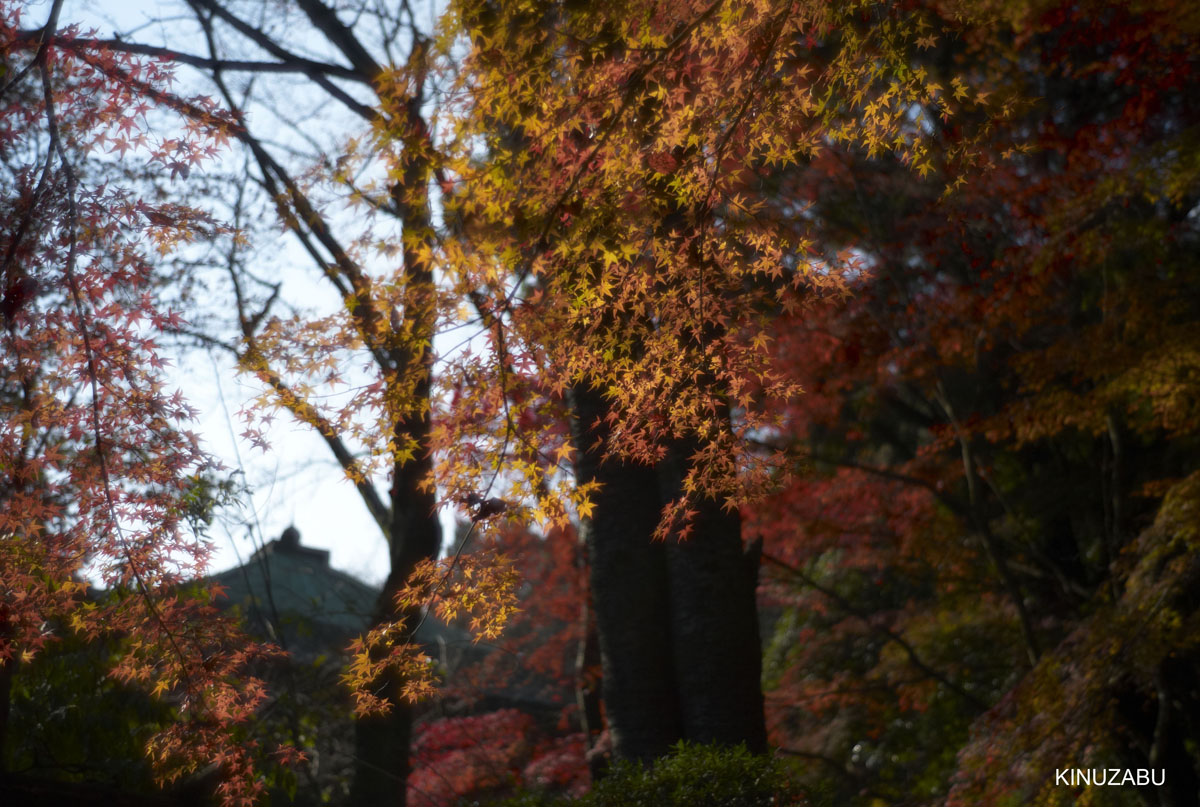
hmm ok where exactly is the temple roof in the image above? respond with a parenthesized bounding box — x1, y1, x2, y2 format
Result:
(209, 527, 469, 654)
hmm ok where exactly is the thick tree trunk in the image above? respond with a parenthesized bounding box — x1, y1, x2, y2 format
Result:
(349, 461, 440, 806)
(571, 384, 682, 763)
(659, 443, 766, 752)
(571, 388, 767, 764)
(0, 656, 12, 772)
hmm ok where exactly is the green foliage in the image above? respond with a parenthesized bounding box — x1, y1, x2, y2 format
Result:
(178, 470, 247, 533)
(494, 743, 797, 807)
(6, 630, 171, 790)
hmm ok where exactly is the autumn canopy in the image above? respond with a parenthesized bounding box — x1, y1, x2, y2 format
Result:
(2, 0, 1199, 806)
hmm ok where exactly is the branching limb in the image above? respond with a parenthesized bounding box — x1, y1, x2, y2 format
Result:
(935, 382, 1041, 665)
(761, 551, 988, 710)
(184, 0, 378, 121)
(27, 34, 370, 82)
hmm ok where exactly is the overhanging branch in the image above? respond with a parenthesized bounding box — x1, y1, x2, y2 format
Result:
(34, 35, 368, 82)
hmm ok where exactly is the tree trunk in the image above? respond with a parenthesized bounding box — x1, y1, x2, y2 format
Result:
(571, 387, 768, 763)
(571, 384, 682, 763)
(574, 568, 605, 761)
(348, 451, 441, 806)
(349, 668, 416, 807)
(659, 443, 766, 752)
(0, 656, 12, 772)
(349, 86, 442, 805)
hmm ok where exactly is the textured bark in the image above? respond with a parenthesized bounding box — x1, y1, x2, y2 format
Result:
(571, 387, 768, 762)
(348, 55, 441, 803)
(349, 475, 440, 807)
(659, 443, 766, 752)
(571, 384, 682, 763)
(349, 667, 413, 806)
(0, 657, 11, 772)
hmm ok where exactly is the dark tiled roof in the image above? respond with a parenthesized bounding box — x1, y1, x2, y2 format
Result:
(208, 528, 470, 653)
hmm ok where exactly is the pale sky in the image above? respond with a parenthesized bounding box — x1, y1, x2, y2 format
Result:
(59, 0, 461, 587)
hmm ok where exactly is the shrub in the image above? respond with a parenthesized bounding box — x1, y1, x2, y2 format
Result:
(492, 742, 797, 807)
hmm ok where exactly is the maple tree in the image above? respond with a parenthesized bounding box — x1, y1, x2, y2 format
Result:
(4, 0, 1010, 801)
(420, 0, 1019, 770)
(745, 1, 1200, 804)
(1, 1, 293, 803)
(19, 0, 574, 802)
(6, 0, 1198, 805)
(35, 1, 456, 802)
(402, 521, 595, 805)
(72, 0, 978, 798)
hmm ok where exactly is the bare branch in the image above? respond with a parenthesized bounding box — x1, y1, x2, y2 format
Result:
(295, 0, 383, 81)
(253, 358, 394, 540)
(761, 551, 988, 710)
(185, 0, 379, 121)
(31, 34, 369, 82)
(935, 382, 1041, 665)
